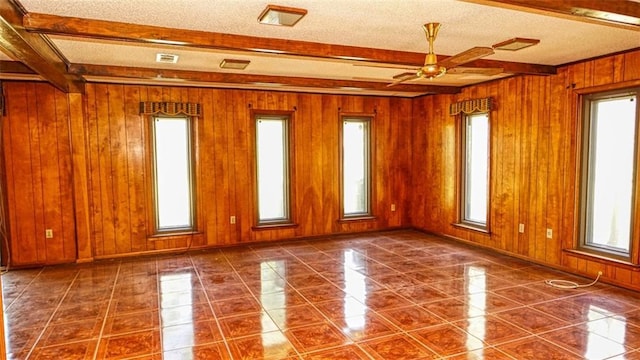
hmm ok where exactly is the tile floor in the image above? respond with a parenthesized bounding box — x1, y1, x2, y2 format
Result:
(2, 230, 640, 359)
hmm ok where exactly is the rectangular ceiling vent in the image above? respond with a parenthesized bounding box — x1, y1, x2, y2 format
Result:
(156, 53, 179, 64)
(220, 59, 251, 70)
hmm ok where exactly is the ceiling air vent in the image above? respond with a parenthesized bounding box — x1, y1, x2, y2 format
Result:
(220, 59, 251, 70)
(156, 53, 179, 64)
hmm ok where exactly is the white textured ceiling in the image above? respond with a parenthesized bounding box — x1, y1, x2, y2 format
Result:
(19, 0, 640, 65)
(9, 0, 640, 95)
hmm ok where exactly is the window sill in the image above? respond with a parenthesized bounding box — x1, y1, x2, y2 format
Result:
(563, 249, 640, 270)
(452, 222, 490, 234)
(252, 223, 299, 231)
(148, 231, 202, 241)
(337, 216, 377, 223)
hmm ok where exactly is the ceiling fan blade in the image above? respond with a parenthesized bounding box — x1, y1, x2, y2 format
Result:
(439, 47, 494, 69)
(352, 76, 389, 82)
(387, 72, 419, 87)
(393, 72, 419, 80)
(446, 67, 504, 76)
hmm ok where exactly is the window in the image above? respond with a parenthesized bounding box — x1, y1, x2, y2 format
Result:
(255, 115, 291, 224)
(460, 112, 490, 229)
(341, 117, 372, 218)
(151, 116, 194, 232)
(580, 89, 639, 260)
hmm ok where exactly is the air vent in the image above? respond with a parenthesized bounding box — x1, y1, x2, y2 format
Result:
(156, 53, 179, 64)
(220, 59, 251, 70)
(492, 38, 540, 51)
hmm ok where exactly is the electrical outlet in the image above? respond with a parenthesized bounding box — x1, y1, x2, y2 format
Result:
(546, 228, 553, 239)
(391, 204, 396, 212)
(518, 223, 525, 233)
(230, 216, 236, 224)
(45, 229, 53, 239)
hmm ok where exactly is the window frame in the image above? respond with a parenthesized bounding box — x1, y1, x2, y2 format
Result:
(252, 111, 296, 228)
(578, 86, 640, 262)
(150, 115, 196, 234)
(456, 111, 491, 233)
(339, 114, 374, 220)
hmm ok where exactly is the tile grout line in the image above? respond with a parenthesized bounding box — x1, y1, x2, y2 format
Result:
(189, 252, 236, 359)
(155, 257, 163, 358)
(284, 246, 422, 359)
(24, 269, 82, 360)
(225, 249, 309, 358)
(3, 267, 45, 311)
(91, 262, 122, 360)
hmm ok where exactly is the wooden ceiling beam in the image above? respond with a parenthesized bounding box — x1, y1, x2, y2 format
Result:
(469, 0, 640, 30)
(24, 13, 556, 76)
(0, 60, 36, 74)
(68, 63, 461, 95)
(0, 0, 83, 93)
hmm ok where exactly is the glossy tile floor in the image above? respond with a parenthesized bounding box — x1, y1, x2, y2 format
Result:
(3, 231, 640, 359)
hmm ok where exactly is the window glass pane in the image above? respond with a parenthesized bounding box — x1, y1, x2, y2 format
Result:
(585, 95, 636, 254)
(256, 117, 289, 222)
(343, 119, 369, 215)
(464, 113, 489, 224)
(153, 117, 193, 230)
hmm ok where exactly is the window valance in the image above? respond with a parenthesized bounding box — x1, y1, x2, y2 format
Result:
(449, 97, 492, 116)
(139, 102, 201, 116)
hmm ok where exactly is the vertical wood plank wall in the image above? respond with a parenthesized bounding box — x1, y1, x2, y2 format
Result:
(1, 83, 412, 264)
(2, 49, 640, 291)
(2, 83, 77, 266)
(411, 49, 640, 290)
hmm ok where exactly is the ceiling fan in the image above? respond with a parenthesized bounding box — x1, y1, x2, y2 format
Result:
(388, 23, 500, 86)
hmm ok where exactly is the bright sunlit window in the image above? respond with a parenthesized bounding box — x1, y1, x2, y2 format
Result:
(256, 115, 291, 224)
(342, 117, 371, 217)
(581, 90, 638, 259)
(152, 117, 194, 231)
(461, 112, 489, 229)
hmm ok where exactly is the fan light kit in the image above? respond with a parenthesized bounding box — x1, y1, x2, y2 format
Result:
(388, 23, 497, 87)
(418, 23, 447, 80)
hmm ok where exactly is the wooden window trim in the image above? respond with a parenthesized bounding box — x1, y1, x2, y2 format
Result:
(337, 216, 377, 224)
(147, 115, 198, 236)
(339, 113, 375, 221)
(576, 85, 640, 265)
(454, 111, 491, 233)
(251, 109, 297, 228)
(452, 222, 490, 234)
(251, 223, 299, 231)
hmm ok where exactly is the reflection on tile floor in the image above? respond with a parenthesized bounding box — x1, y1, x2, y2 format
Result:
(3, 230, 640, 359)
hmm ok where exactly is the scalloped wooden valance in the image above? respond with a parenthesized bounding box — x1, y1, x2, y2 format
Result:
(449, 97, 492, 116)
(139, 101, 201, 116)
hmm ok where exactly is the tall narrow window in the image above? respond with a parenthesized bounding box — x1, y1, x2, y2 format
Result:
(342, 117, 371, 217)
(461, 112, 489, 228)
(581, 90, 638, 259)
(256, 115, 291, 224)
(152, 116, 194, 231)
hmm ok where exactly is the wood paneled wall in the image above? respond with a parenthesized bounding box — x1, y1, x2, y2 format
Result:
(3, 49, 640, 292)
(1, 82, 412, 264)
(411, 49, 640, 290)
(1, 82, 77, 266)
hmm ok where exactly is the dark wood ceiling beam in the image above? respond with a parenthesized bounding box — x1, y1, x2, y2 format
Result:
(0, 60, 36, 74)
(24, 13, 556, 76)
(68, 63, 461, 95)
(470, 0, 640, 29)
(0, 0, 83, 93)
